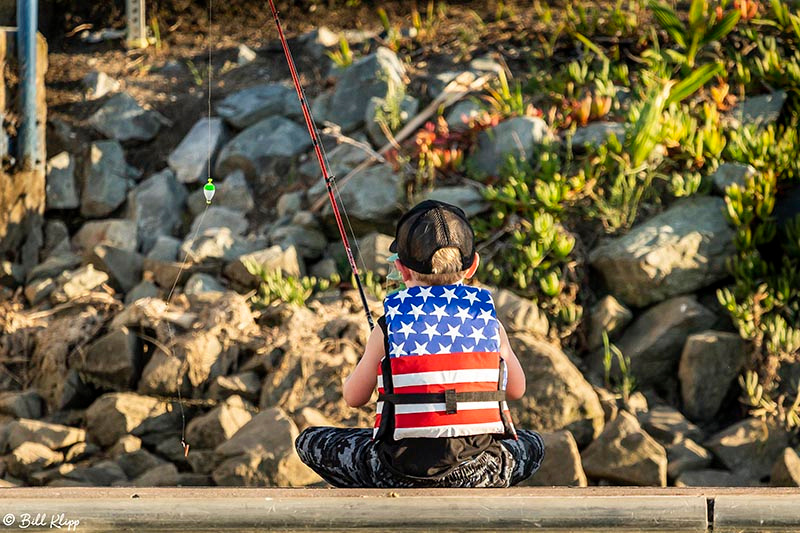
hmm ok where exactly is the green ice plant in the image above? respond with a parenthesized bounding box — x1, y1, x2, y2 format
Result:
(326, 34, 354, 69)
(648, 0, 741, 68)
(244, 261, 336, 308)
(602, 331, 636, 404)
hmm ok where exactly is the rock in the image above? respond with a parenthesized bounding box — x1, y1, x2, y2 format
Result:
(177, 330, 229, 389)
(116, 449, 166, 479)
(603, 296, 715, 388)
(364, 94, 419, 146)
(675, 468, 753, 487)
(184, 273, 225, 295)
(74, 328, 142, 390)
(43, 219, 71, 259)
(469, 117, 552, 176)
(310, 258, 338, 279)
(45, 151, 79, 210)
(87, 244, 144, 292)
(64, 441, 100, 463)
(216, 83, 299, 129)
(236, 44, 257, 65)
(771, 448, 800, 487)
(213, 407, 319, 486)
(181, 227, 264, 264)
(679, 331, 747, 422)
(319, 164, 402, 231)
(186, 396, 255, 450)
(109, 435, 142, 456)
(357, 233, 394, 277)
(168, 118, 230, 184)
(638, 405, 704, 446)
(319, 47, 406, 132)
(519, 430, 587, 487)
(666, 439, 713, 479)
(445, 99, 482, 131)
(298, 138, 369, 182)
(73, 218, 138, 254)
(510, 334, 604, 446)
(208, 372, 261, 403)
(571, 122, 625, 149)
(29, 463, 76, 486)
(0, 391, 43, 420)
(147, 235, 181, 262)
(85, 393, 172, 447)
(190, 206, 248, 237)
(127, 169, 188, 253)
(132, 462, 180, 486)
(469, 54, 504, 75)
(51, 264, 109, 303)
(224, 245, 303, 286)
(89, 92, 168, 141)
(125, 280, 160, 304)
(63, 460, 127, 486)
(710, 162, 757, 194)
(215, 116, 312, 181)
(581, 411, 667, 486)
(268, 224, 328, 260)
(7, 442, 64, 479)
(277, 191, 304, 218)
(137, 347, 188, 397)
(293, 407, 335, 433)
(186, 449, 219, 475)
(706, 418, 790, 481)
(588, 295, 633, 350)
(82, 70, 120, 100)
(589, 196, 736, 307)
(423, 186, 490, 218)
(491, 288, 549, 337)
(25, 253, 82, 284)
(6, 419, 86, 451)
(729, 90, 787, 129)
(0, 261, 23, 288)
(80, 140, 131, 218)
(187, 169, 254, 216)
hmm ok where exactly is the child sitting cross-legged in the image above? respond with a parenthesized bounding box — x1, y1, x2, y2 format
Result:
(295, 200, 545, 488)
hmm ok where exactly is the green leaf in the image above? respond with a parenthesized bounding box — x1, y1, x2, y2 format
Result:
(703, 10, 741, 45)
(573, 31, 608, 61)
(628, 82, 673, 167)
(666, 62, 724, 105)
(649, 1, 687, 48)
(688, 0, 705, 32)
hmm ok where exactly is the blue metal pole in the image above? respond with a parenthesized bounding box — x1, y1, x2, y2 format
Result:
(17, 0, 38, 171)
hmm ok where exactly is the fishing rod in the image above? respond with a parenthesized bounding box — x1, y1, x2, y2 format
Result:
(267, 0, 375, 330)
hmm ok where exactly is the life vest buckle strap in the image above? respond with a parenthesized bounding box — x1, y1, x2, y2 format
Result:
(377, 391, 507, 404)
(444, 388, 457, 414)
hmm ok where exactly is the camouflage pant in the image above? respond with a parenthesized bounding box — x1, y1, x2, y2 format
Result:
(295, 427, 545, 488)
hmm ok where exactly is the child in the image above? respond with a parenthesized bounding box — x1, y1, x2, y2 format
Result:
(295, 200, 544, 488)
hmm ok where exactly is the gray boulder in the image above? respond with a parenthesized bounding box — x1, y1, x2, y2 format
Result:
(445, 99, 482, 131)
(224, 245, 303, 286)
(589, 196, 736, 307)
(711, 162, 757, 194)
(87, 244, 144, 292)
(469, 117, 552, 176)
(63, 460, 127, 486)
(666, 438, 713, 479)
(675, 468, 753, 487)
(519, 430, 586, 487)
(729, 90, 787, 129)
(25, 253, 81, 284)
(571, 122, 625, 149)
(7, 442, 64, 479)
(85, 393, 171, 447)
(6, 419, 85, 451)
(581, 410, 667, 486)
(365, 94, 419, 146)
(588, 295, 633, 350)
(89, 92, 168, 141)
(208, 372, 261, 403)
(679, 331, 746, 422)
(216, 83, 299, 129)
(491, 288, 550, 338)
(131, 462, 180, 487)
(277, 191, 304, 218)
(137, 349, 187, 397)
(298, 138, 369, 182)
(214, 116, 312, 181)
(318, 47, 406, 132)
(147, 235, 181, 261)
(0, 391, 43, 420)
(424, 186, 490, 218)
(771, 448, 800, 487)
(127, 169, 188, 253)
(83, 70, 120, 100)
(357, 232, 394, 277)
(125, 280, 160, 304)
(80, 140, 131, 218)
(185, 396, 254, 450)
(602, 296, 715, 388)
(319, 164, 402, 231)
(706, 418, 790, 481)
(116, 449, 167, 479)
(187, 170, 254, 216)
(268, 222, 328, 260)
(50, 264, 109, 303)
(190, 206, 248, 237)
(73, 218, 138, 254)
(168, 117, 230, 184)
(638, 404, 704, 446)
(184, 273, 226, 295)
(181, 228, 264, 265)
(45, 152, 79, 210)
(73, 328, 142, 391)
(510, 334, 604, 446)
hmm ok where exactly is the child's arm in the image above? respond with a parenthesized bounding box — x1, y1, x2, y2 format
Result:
(498, 323, 526, 400)
(343, 325, 386, 407)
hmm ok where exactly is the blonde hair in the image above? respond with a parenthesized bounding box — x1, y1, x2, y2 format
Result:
(409, 247, 467, 285)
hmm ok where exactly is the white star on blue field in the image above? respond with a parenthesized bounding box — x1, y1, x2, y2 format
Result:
(384, 284, 501, 357)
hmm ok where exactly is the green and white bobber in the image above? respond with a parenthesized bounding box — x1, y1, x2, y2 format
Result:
(203, 178, 215, 204)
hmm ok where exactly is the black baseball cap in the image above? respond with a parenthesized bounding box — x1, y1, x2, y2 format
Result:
(389, 200, 476, 274)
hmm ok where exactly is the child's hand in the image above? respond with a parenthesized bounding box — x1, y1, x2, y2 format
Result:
(343, 325, 386, 407)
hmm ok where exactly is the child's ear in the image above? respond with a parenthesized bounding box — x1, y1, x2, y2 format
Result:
(464, 252, 480, 279)
(395, 259, 414, 282)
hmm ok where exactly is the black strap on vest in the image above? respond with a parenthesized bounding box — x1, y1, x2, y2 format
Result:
(378, 390, 507, 407)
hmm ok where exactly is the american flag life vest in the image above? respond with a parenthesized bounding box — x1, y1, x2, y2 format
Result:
(373, 283, 517, 441)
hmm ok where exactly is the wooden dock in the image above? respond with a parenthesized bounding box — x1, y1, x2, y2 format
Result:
(1, 487, 799, 532)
